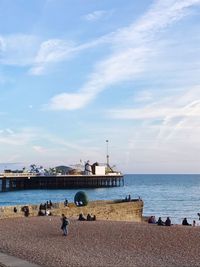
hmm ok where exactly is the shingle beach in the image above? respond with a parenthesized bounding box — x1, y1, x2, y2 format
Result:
(0, 216, 200, 267)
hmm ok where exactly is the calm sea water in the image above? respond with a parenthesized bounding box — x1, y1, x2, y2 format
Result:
(0, 174, 200, 224)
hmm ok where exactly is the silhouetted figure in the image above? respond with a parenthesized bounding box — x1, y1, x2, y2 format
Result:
(49, 200, 53, 208)
(182, 218, 191, 226)
(13, 207, 17, 213)
(86, 213, 96, 221)
(91, 162, 99, 174)
(87, 213, 92, 221)
(165, 217, 171, 226)
(157, 217, 164, 226)
(64, 199, 68, 206)
(193, 220, 196, 227)
(22, 206, 30, 217)
(78, 213, 86, 221)
(128, 195, 131, 202)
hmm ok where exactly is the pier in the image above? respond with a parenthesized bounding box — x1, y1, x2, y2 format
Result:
(0, 173, 124, 192)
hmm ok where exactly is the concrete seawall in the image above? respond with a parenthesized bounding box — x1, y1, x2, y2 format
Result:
(0, 199, 143, 222)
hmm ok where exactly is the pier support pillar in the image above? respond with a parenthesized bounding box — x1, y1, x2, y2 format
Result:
(2, 178, 6, 192)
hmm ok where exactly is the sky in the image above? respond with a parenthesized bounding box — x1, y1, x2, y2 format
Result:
(0, 0, 200, 174)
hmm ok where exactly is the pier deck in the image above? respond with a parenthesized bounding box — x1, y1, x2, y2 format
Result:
(0, 174, 124, 192)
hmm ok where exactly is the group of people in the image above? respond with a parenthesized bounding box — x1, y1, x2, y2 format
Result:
(78, 213, 96, 221)
(38, 200, 53, 216)
(148, 216, 172, 226)
(124, 195, 132, 202)
(148, 215, 197, 226)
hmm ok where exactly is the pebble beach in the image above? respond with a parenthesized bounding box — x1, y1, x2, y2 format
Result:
(0, 216, 200, 267)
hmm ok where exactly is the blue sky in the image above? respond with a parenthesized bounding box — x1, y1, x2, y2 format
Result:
(0, 0, 200, 173)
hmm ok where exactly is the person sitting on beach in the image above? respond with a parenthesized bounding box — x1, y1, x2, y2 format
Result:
(182, 218, 191, 226)
(38, 210, 45, 216)
(21, 206, 30, 217)
(87, 213, 92, 221)
(148, 216, 156, 224)
(78, 213, 86, 221)
(157, 217, 165, 226)
(86, 213, 96, 221)
(45, 209, 52, 216)
(165, 217, 171, 226)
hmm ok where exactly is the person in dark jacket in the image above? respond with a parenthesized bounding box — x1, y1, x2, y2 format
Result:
(165, 217, 171, 226)
(157, 217, 164, 226)
(61, 214, 69, 236)
(182, 218, 191, 226)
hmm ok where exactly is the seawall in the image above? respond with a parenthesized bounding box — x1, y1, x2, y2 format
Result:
(0, 199, 143, 222)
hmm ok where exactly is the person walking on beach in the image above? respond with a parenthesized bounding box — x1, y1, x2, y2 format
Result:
(61, 214, 69, 236)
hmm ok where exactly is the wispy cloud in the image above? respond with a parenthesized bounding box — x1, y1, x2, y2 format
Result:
(0, 127, 38, 146)
(0, 34, 39, 66)
(29, 39, 75, 75)
(47, 0, 200, 110)
(108, 86, 200, 120)
(83, 10, 112, 21)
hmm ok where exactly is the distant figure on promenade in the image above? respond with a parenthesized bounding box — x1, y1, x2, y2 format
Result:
(13, 207, 17, 213)
(64, 199, 68, 206)
(91, 162, 99, 175)
(128, 194, 131, 202)
(61, 214, 69, 236)
(84, 161, 92, 175)
(165, 217, 171, 226)
(78, 213, 86, 221)
(182, 218, 191, 226)
(148, 216, 156, 224)
(157, 217, 165, 226)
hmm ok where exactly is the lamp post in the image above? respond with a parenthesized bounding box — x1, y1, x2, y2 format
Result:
(106, 140, 109, 167)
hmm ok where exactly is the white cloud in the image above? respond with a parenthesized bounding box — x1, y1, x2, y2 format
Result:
(47, 92, 95, 110)
(32, 145, 47, 153)
(83, 10, 111, 21)
(47, 0, 200, 110)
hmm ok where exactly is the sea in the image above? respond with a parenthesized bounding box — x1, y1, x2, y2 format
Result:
(0, 174, 200, 224)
